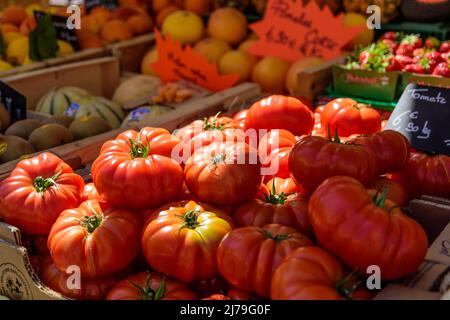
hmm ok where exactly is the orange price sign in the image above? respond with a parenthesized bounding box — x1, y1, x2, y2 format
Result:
(151, 30, 240, 92)
(247, 0, 365, 62)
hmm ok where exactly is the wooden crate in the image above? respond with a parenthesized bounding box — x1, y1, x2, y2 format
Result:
(108, 34, 155, 73)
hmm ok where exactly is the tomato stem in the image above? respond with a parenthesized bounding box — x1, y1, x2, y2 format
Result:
(261, 230, 292, 243)
(264, 180, 288, 204)
(203, 112, 224, 131)
(373, 189, 388, 208)
(129, 272, 166, 300)
(326, 125, 340, 143)
(211, 153, 226, 165)
(182, 208, 201, 229)
(33, 169, 62, 193)
(80, 201, 104, 233)
(128, 134, 150, 159)
(334, 270, 362, 300)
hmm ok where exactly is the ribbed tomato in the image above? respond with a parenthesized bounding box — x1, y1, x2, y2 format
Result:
(217, 224, 312, 297)
(320, 98, 381, 137)
(106, 272, 198, 300)
(141, 201, 233, 282)
(289, 135, 378, 194)
(40, 258, 119, 300)
(245, 95, 314, 136)
(390, 152, 450, 199)
(48, 199, 141, 279)
(347, 130, 410, 174)
(91, 127, 184, 210)
(258, 129, 297, 180)
(372, 177, 408, 206)
(0, 152, 84, 235)
(82, 183, 110, 209)
(184, 142, 262, 206)
(234, 180, 313, 238)
(233, 109, 249, 129)
(309, 176, 428, 280)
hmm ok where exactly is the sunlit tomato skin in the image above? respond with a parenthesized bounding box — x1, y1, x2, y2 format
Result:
(217, 224, 312, 297)
(40, 258, 119, 300)
(82, 183, 110, 210)
(233, 109, 249, 130)
(141, 201, 233, 282)
(259, 177, 304, 198)
(347, 130, 410, 174)
(91, 127, 184, 210)
(258, 129, 297, 180)
(245, 95, 314, 136)
(202, 294, 231, 300)
(184, 142, 262, 206)
(289, 136, 378, 194)
(0, 152, 84, 235)
(308, 176, 428, 280)
(390, 152, 450, 199)
(106, 272, 198, 300)
(320, 98, 381, 137)
(372, 177, 408, 206)
(48, 199, 141, 279)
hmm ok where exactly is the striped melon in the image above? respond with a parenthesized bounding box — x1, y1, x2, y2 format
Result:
(121, 105, 173, 128)
(70, 96, 125, 129)
(36, 86, 92, 116)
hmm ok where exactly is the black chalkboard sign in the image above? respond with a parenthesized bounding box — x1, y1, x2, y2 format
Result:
(385, 83, 450, 156)
(85, 0, 118, 13)
(34, 11, 79, 51)
(0, 81, 26, 122)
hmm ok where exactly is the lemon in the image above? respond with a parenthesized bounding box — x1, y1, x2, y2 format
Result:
(6, 37, 29, 65)
(58, 40, 74, 57)
(25, 4, 44, 17)
(3, 32, 25, 46)
(0, 60, 13, 72)
(21, 55, 35, 66)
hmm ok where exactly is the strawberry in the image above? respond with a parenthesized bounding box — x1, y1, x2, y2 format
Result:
(404, 63, 425, 74)
(396, 43, 414, 57)
(441, 52, 450, 61)
(379, 39, 398, 52)
(432, 62, 450, 77)
(439, 41, 450, 53)
(425, 37, 440, 49)
(394, 55, 413, 68)
(413, 48, 425, 58)
(358, 50, 371, 65)
(425, 51, 444, 62)
(386, 56, 403, 71)
(400, 34, 423, 49)
(379, 31, 397, 42)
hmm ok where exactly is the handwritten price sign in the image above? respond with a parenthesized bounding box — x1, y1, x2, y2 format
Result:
(386, 84, 450, 156)
(151, 30, 239, 92)
(247, 0, 363, 62)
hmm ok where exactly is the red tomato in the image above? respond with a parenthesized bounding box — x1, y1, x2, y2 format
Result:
(347, 130, 410, 174)
(106, 272, 198, 300)
(234, 180, 313, 238)
(245, 95, 314, 136)
(184, 142, 262, 206)
(82, 183, 110, 209)
(320, 98, 381, 137)
(0, 152, 84, 235)
(391, 152, 450, 199)
(217, 224, 312, 297)
(258, 129, 297, 180)
(91, 127, 184, 210)
(202, 294, 231, 300)
(261, 177, 303, 196)
(309, 176, 428, 280)
(289, 135, 378, 194)
(48, 199, 141, 279)
(40, 258, 119, 300)
(372, 177, 408, 206)
(141, 200, 233, 282)
(192, 276, 229, 298)
(228, 287, 252, 300)
(233, 109, 249, 129)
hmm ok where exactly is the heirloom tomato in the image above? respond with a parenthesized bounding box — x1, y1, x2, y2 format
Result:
(308, 176, 428, 280)
(245, 95, 314, 136)
(141, 201, 233, 282)
(82, 183, 110, 209)
(391, 152, 450, 199)
(217, 224, 312, 297)
(0, 152, 84, 235)
(184, 142, 262, 206)
(257, 177, 303, 198)
(347, 130, 410, 174)
(233, 109, 249, 129)
(320, 98, 381, 137)
(48, 199, 141, 279)
(91, 127, 184, 210)
(289, 134, 378, 194)
(106, 272, 198, 300)
(372, 177, 408, 206)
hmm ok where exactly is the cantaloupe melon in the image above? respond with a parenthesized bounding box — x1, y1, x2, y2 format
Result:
(69, 96, 125, 129)
(35, 86, 92, 116)
(121, 105, 173, 128)
(112, 75, 160, 109)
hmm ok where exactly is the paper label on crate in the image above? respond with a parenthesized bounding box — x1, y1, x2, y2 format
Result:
(64, 103, 80, 117)
(129, 107, 151, 121)
(426, 222, 450, 266)
(385, 84, 450, 156)
(34, 11, 79, 51)
(0, 81, 26, 122)
(246, 0, 364, 62)
(151, 30, 240, 92)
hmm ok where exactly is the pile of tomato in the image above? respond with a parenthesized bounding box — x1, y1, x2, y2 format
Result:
(0, 95, 449, 300)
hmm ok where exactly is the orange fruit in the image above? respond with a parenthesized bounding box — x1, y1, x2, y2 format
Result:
(90, 6, 113, 20)
(153, 0, 182, 13)
(251, 56, 291, 94)
(219, 50, 256, 84)
(127, 14, 153, 36)
(156, 5, 181, 28)
(1, 5, 27, 27)
(19, 16, 37, 36)
(194, 37, 231, 64)
(184, 0, 210, 16)
(77, 32, 104, 50)
(141, 47, 158, 75)
(114, 5, 147, 20)
(82, 15, 104, 35)
(207, 8, 247, 46)
(285, 57, 323, 94)
(162, 10, 204, 45)
(1, 23, 19, 34)
(238, 38, 259, 65)
(343, 12, 375, 50)
(100, 19, 133, 43)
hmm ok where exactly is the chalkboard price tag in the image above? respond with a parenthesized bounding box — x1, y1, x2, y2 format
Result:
(385, 83, 450, 156)
(34, 11, 79, 51)
(0, 81, 27, 122)
(85, 0, 118, 13)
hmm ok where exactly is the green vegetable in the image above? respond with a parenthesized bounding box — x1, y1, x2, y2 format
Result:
(29, 14, 58, 61)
